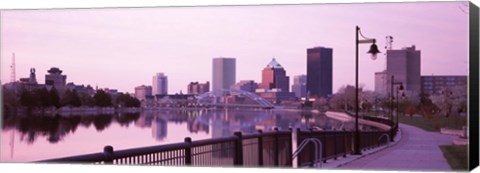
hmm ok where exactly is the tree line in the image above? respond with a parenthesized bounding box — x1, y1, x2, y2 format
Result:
(311, 84, 467, 118)
(5, 86, 141, 110)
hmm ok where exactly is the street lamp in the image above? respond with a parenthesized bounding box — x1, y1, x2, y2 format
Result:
(395, 86, 405, 127)
(390, 75, 403, 141)
(354, 26, 380, 155)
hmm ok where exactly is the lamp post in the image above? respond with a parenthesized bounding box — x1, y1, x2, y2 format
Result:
(397, 91, 406, 126)
(390, 75, 403, 141)
(354, 26, 380, 155)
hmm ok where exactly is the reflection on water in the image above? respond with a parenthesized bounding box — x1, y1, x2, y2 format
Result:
(1, 109, 352, 162)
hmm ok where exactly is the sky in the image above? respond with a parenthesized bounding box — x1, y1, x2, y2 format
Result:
(0, 1, 471, 94)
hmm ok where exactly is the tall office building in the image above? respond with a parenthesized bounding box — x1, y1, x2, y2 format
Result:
(212, 57, 236, 91)
(152, 73, 168, 95)
(259, 58, 290, 92)
(256, 58, 296, 103)
(306, 47, 333, 98)
(188, 81, 210, 95)
(292, 74, 307, 99)
(385, 45, 421, 95)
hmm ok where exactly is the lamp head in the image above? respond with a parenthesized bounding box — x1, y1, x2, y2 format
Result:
(367, 42, 381, 60)
(399, 83, 404, 90)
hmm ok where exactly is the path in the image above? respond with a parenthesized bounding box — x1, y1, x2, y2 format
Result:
(337, 123, 456, 171)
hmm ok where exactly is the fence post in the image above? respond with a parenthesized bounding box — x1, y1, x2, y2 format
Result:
(103, 145, 114, 164)
(319, 130, 326, 164)
(342, 130, 347, 157)
(273, 127, 279, 166)
(389, 121, 395, 142)
(234, 131, 243, 166)
(296, 128, 302, 167)
(184, 137, 192, 165)
(288, 127, 293, 167)
(333, 132, 337, 160)
(257, 130, 264, 166)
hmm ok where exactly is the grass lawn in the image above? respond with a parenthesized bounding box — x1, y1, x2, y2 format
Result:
(397, 114, 467, 132)
(439, 145, 468, 171)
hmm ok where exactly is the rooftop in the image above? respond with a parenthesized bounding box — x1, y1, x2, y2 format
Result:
(266, 58, 283, 69)
(47, 67, 63, 74)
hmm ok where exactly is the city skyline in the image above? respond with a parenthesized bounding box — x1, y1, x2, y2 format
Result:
(0, 1, 469, 94)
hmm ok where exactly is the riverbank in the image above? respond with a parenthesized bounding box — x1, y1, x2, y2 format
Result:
(5, 106, 140, 117)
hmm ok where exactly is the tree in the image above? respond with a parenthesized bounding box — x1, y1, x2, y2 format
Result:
(328, 85, 363, 111)
(61, 90, 82, 107)
(449, 85, 467, 115)
(94, 90, 113, 107)
(429, 86, 466, 118)
(36, 87, 52, 108)
(2, 86, 20, 107)
(2, 85, 20, 117)
(361, 100, 373, 112)
(430, 93, 451, 117)
(79, 92, 95, 107)
(70, 90, 82, 107)
(19, 87, 38, 109)
(313, 97, 329, 111)
(61, 89, 72, 107)
(360, 90, 385, 113)
(115, 93, 141, 108)
(406, 104, 416, 117)
(50, 87, 61, 108)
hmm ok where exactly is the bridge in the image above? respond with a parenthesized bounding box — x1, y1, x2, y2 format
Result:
(196, 89, 275, 109)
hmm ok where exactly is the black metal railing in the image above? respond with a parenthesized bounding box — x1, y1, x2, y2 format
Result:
(296, 129, 354, 167)
(41, 116, 397, 168)
(41, 128, 293, 167)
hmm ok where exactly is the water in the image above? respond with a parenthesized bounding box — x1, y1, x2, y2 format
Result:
(1, 109, 351, 162)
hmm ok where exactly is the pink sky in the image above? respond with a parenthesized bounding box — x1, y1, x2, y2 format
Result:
(0, 1, 470, 94)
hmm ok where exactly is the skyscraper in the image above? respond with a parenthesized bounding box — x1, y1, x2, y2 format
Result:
(259, 58, 290, 92)
(292, 74, 307, 98)
(212, 57, 236, 91)
(256, 58, 296, 103)
(385, 45, 421, 95)
(306, 47, 333, 98)
(152, 73, 168, 95)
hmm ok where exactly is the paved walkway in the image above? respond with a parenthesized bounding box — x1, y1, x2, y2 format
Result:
(337, 123, 456, 171)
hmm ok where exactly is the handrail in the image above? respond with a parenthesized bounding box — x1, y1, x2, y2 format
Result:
(291, 138, 323, 168)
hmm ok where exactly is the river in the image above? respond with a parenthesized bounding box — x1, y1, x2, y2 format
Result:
(1, 108, 366, 162)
